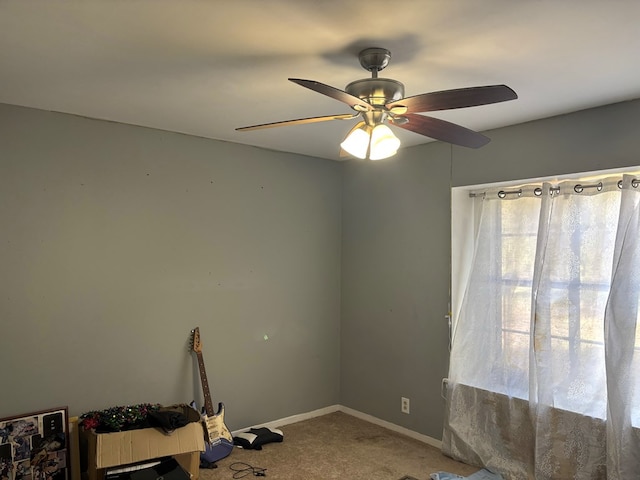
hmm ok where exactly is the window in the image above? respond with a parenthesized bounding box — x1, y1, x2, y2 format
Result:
(450, 171, 640, 424)
(446, 169, 640, 477)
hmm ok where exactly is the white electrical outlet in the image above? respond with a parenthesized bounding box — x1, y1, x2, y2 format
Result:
(401, 397, 410, 414)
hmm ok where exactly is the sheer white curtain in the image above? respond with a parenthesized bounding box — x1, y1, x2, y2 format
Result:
(443, 174, 640, 479)
(605, 175, 640, 478)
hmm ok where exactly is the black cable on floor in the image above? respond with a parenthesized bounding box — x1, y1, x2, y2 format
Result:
(229, 461, 267, 478)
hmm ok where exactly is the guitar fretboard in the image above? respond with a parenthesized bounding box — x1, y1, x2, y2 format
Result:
(196, 351, 215, 418)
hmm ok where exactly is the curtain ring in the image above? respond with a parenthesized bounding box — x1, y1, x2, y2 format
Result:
(497, 189, 522, 198)
(574, 184, 584, 193)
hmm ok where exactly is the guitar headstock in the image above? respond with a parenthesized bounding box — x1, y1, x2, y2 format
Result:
(190, 327, 202, 353)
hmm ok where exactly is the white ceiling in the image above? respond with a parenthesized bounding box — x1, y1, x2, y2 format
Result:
(2, 1, 640, 161)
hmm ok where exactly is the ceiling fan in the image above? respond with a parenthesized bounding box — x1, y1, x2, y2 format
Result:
(236, 47, 517, 160)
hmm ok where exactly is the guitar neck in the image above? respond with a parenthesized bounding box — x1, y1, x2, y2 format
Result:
(195, 351, 215, 417)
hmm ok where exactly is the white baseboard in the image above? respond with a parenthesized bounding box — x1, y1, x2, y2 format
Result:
(231, 405, 340, 435)
(337, 406, 442, 449)
(232, 404, 442, 450)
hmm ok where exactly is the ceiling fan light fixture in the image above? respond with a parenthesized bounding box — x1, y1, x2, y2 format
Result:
(340, 123, 400, 160)
(340, 125, 371, 159)
(369, 124, 400, 160)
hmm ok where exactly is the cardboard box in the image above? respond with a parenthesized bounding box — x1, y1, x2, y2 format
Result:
(82, 422, 204, 480)
(106, 457, 191, 480)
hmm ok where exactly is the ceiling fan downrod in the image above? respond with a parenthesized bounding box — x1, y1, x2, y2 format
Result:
(346, 48, 405, 107)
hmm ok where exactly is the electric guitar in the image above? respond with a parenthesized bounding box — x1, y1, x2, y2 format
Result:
(189, 327, 234, 465)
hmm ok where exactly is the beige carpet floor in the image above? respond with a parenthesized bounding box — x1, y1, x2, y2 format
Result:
(198, 411, 479, 480)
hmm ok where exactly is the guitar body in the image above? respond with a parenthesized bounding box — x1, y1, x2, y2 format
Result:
(197, 402, 234, 464)
(190, 328, 233, 466)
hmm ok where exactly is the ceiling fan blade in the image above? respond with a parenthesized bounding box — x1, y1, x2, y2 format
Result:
(236, 113, 358, 131)
(387, 85, 517, 113)
(289, 78, 372, 112)
(391, 113, 490, 149)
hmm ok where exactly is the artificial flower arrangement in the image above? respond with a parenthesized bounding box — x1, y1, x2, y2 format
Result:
(79, 403, 161, 432)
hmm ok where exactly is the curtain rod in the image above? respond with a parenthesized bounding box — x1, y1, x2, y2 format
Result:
(469, 178, 640, 198)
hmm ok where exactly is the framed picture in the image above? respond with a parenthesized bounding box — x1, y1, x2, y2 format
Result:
(0, 407, 69, 480)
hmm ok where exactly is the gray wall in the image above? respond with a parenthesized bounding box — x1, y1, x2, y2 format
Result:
(340, 142, 453, 438)
(2, 98, 640, 441)
(340, 99, 640, 440)
(0, 103, 342, 430)
(451, 99, 640, 187)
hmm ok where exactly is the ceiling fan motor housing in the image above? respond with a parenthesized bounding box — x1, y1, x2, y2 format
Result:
(345, 78, 405, 107)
